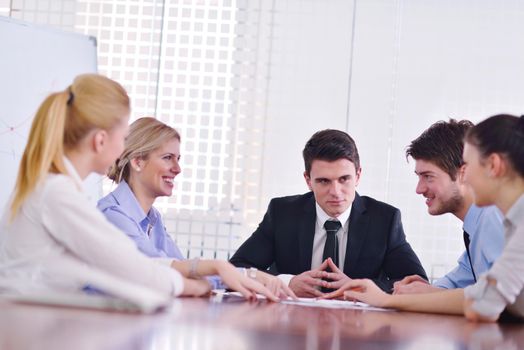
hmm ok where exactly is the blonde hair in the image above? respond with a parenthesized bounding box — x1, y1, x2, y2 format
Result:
(11, 74, 130, 219)
(107, 117, 180, 183)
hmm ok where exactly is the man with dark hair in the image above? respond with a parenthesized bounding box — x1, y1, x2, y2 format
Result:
(230, 129, 426, 296)
(393, 119, 504, 294)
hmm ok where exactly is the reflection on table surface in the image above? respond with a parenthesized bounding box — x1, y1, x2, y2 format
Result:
(1, 294, 523, 350)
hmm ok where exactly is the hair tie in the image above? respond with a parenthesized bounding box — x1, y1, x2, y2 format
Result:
(67, 88, 75, 106)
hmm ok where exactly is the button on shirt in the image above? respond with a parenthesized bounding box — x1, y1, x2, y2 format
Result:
(434, 205, 504, 289)
(97, 181, 184, 260)
(465, 194, 524, 319)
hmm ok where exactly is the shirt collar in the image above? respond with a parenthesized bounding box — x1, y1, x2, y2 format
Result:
(505, 193, 524, 228)
(463, 204, 483, 237)
(315, 202, 352, 228)
(63, 157, 86, 192)
(111, 181, 157, 224)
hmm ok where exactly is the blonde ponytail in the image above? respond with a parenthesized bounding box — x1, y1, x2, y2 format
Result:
(10, 74, 130, 220)
(10, 91, 69, 219)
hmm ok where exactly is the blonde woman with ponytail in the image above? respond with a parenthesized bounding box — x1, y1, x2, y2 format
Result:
(0, 74, 281, 302)
(98, 117, 296, 299)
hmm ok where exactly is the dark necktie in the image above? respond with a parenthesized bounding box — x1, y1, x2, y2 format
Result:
(321, 220, 341, 293)
(463, 230, 477, 282)
(323, 220, 341, 269)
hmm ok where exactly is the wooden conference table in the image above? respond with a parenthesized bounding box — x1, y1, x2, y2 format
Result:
(1, 294, 523, 350)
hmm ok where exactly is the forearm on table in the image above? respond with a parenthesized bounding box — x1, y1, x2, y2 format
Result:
(385, 288, 465, 315)
(171, 259, 225, 277)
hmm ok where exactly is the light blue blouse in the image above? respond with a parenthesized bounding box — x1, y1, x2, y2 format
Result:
(97, 181, 184, 260)
(98, 181, 224, 289)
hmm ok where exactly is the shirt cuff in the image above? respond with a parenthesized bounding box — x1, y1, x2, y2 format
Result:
(207, 268, 247, 290)
(153, 257, 177, 266)
(464, 276, 507, 319)
(278, 274, 295, 286)
(206, 275, 226, 290)
(432, 277, 453, 289)
(169, 268, 185, 297)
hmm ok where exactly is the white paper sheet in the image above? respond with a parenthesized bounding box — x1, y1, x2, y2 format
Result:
(281, 297, 392, 312)
(212, 291, 392, 312)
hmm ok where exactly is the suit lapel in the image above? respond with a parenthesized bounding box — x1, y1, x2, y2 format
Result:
(298, 194, 316, 272)
(343, 193, 370, 275)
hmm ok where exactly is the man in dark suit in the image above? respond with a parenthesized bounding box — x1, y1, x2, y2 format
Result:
(230, 129, 426, 297)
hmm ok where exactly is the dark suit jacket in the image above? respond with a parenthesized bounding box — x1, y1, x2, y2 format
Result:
(230, 192, 427, 291)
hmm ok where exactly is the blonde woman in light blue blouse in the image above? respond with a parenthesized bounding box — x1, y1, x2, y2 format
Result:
(99, 117, 296, 299)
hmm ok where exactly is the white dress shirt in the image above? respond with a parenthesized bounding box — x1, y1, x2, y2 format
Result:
(464, 194, 524, 319)
(311, 203, 352, 271)
(0, 158, 184, 299)
(279, 203, 352, 285)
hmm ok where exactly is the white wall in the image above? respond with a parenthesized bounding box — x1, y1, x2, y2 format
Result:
(260, 0, 524, 277)
(260, 0, 355, 201)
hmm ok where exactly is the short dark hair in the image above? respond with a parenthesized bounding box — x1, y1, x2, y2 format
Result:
(303, 129, 360, 175)
(406, 119, 474, 180)
(465, 114, 524, 177)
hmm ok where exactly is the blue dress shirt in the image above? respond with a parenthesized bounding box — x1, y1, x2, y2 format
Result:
(434, 205, 504, 289)
(97, 181, 184, 260)
(97, 181, 224, 289)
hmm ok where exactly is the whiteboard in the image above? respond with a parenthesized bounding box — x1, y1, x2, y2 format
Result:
(0, 16, 100, 211)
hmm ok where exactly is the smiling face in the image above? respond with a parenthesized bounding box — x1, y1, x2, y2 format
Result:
(304, 158, 360, 218)
(133, 138, 181, 201)
(414, 159, 464, 216)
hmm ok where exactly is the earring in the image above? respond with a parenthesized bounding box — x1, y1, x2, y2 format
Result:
(135, 167, 141, 172)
